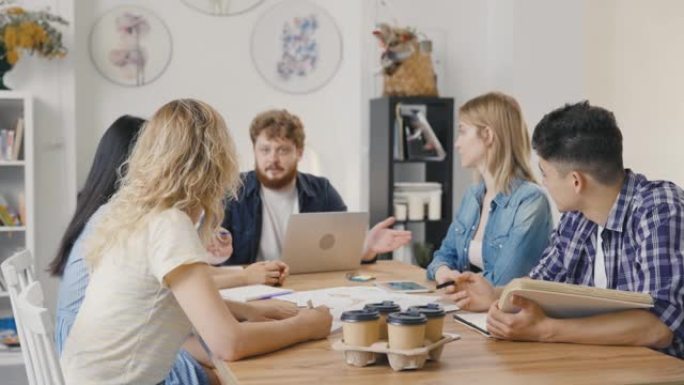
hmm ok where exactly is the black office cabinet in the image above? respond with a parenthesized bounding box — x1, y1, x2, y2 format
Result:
(369, 97, 454, 263)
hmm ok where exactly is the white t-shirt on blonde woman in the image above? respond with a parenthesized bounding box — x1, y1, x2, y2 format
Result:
(61, 208, 208, 385)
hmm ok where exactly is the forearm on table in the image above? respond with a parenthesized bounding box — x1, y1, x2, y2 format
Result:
(209, 266, 248, 289)
(227, 317, 308, 361)
(544, 309, 673, 349)
(223, 300, 251, 321)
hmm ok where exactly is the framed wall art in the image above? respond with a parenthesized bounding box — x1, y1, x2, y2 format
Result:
(89, 6, 172, 87)
(181, 0, 264, 16)
(251, 0, 343, 94)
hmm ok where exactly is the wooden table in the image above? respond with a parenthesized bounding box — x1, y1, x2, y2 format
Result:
(229, 261, 684, 385)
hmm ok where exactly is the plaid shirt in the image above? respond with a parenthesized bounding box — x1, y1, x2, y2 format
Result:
(530, 170, 684, 358)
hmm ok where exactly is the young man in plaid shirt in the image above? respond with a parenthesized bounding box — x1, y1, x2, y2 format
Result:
(446, 101, 684, 358)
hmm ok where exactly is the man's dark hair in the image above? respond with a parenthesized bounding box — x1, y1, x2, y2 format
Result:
(532, 101, 624, 184)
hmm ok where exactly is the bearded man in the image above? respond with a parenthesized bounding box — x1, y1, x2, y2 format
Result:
(220, 109, 411, 267)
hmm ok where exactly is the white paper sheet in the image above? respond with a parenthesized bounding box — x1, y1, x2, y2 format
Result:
(219, 285, 293, 302)
(277, 286, 459, 332)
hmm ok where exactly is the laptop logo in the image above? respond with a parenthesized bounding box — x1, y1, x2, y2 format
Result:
(319, 233, 335, 250)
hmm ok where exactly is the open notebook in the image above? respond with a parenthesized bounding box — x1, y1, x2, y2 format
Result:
(499, 279, 654, 318)
(452, 312, 490, 337)
(453, 280, 654, 337)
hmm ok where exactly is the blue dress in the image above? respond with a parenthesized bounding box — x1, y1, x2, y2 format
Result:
(55, 209, 209, 385)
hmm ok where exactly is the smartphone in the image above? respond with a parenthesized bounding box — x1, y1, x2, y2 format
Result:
(375, 280, 432, 293)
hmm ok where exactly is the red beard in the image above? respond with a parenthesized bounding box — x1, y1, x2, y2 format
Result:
(255, 164, 298, 190)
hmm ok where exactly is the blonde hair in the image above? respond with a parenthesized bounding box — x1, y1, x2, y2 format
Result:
(85, 99, 241, 268)
(459, 91, 536, 193)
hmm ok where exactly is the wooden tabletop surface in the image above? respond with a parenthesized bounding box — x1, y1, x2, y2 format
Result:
(227, 261, 684, 385)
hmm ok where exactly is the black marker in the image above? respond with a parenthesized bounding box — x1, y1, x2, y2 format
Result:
(436, 280, 455, 289)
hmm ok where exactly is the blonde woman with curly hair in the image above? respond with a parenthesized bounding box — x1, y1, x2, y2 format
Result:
(61, 99, 332, 384)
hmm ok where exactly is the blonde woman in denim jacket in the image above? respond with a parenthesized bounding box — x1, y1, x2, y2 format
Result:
(427, 92, 553, 289)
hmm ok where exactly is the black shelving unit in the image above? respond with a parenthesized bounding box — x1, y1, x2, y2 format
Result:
(370, 97, 454, 262)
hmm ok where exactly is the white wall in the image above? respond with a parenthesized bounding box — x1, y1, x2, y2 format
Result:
(74, 0, 364, 212)
(585, 0, 684, 186)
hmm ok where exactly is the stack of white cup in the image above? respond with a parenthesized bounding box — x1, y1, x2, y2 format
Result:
(393, 182, 442, 221)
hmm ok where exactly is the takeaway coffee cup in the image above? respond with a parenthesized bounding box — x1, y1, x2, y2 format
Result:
(341, 309, 380, 347)
(408, 304, 446, 342)
(364, 301, 401, 339)
(387, 311, 427, 350)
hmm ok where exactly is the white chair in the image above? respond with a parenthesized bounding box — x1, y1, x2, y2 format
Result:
(1, 249, 38, 385)
(15, 281, 64, 385)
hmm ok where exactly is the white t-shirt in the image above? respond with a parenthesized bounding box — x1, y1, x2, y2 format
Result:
(257, 184, 299, 261)
(61, 208, 208, 385)
(468, 239, 484, 270)
(594, 226, 608, 289)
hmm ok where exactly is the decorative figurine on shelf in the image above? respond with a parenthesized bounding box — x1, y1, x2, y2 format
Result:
(372, 23, 438, 97)
(0, 0, 68, 90)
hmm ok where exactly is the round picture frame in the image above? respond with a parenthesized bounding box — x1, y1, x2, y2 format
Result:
(180, 0, 264, 16)
(251, 0, 343, 94)
(89, 5, 173, 87)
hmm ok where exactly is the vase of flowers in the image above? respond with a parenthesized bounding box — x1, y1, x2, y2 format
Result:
(0, 0, 68, 90)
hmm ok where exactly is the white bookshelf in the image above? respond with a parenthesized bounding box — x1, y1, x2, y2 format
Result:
(0, 92, 34, 369)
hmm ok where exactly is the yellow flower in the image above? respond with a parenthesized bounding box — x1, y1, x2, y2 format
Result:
(35, 27, 48, 45)
(17, 21, 37, 48)
(3, 26, 17, 50)
(0, 5, 68, 64)
(6, 48, 19, 65)
(6, 7, 25, 15)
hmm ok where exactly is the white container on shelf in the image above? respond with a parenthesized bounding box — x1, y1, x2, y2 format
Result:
(407, 195, 424, 221)
(427, 190, 441, 220)
(393, 182, 442, 221)
(393, 203, 408, 221)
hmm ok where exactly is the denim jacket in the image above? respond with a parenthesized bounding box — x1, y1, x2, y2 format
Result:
(221, 171, 347, 265)
(427, 179, 552, 286)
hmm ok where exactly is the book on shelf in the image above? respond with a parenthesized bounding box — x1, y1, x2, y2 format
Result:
(0, 118, 24, 161)
(11, 118, 23, 161)
(17, 193, 26, 227)
(0, 129, 12, 161)
(0, 194, 19, 226)
(393, 118, 405, 161)
(498, 278, 654, 318)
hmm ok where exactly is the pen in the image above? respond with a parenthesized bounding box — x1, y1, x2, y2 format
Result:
(436, 280, 455, 290)
(257, 291, 291, 300)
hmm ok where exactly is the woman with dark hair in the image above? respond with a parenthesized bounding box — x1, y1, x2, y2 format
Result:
(50, 115, 143, 276)
(51, 115, 219, 385)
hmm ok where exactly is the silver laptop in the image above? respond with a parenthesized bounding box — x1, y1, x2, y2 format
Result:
(280, 212, 369, 274)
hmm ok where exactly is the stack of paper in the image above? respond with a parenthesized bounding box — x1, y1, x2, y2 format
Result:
(277, 286, 458, 332)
